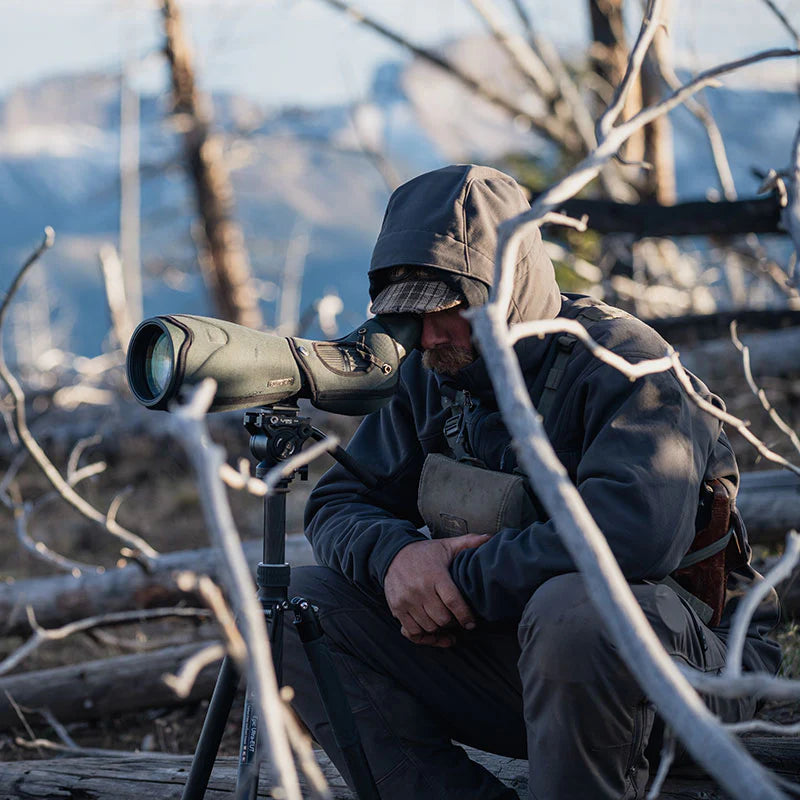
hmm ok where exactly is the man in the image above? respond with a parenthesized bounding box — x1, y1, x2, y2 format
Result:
(283, 165, 780, 799)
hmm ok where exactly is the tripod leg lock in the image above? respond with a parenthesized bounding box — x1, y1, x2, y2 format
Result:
(290, 597, 324, 641)
(257, 562, 291, 587)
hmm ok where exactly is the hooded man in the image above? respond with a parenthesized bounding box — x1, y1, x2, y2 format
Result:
(283, 165, 780, 799)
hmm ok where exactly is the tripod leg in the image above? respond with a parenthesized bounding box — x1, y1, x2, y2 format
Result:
(236, 610, 285, 800)
(181, 655, 241, 800)
(292, 598, 381, 800)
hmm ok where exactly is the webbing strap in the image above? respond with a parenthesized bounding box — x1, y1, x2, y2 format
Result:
(675, 528, 734, 570)
(441, 390, 481, 464)
(537, 334, 577, 419)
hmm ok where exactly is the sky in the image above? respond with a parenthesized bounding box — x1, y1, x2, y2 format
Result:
(2, 0, 799, 109)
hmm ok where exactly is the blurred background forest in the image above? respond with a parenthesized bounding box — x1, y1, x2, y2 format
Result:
(3, 0, 800, 787)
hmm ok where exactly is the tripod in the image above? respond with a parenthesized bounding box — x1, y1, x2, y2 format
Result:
(180, 403, 380, 800)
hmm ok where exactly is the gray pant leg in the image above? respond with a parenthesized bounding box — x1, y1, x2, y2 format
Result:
(283, 565, 524, 800)
(519, 573, 758, 800)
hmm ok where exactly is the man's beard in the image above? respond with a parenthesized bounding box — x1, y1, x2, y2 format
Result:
(421, 345, 475, 376)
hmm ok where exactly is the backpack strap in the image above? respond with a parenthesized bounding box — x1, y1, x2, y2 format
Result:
(537, 304, 613, 420)
(441, 390, 484, 466)
(537, 334, 577, 419)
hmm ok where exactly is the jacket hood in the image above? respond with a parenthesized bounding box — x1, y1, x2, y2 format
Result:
(368, 164, 561, 325)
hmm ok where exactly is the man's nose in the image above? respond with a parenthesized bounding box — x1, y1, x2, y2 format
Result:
(420, 315, 447, 350)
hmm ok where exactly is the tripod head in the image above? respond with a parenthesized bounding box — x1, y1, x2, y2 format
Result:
(244, 404, 313, 482)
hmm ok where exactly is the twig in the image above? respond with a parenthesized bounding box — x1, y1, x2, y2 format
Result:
(760, 0, 800, 48)
(783, 121, 800, 265)
(725, 532, 800, 679)
(220, 435, 339, 497)
(39, 708, 78, 750)
(162, 642, 226, 699)
(4, 691, 42, 755)
(168, 379, 304, 800)
(509, 317, 675, 378)
(281, 686, 333, 800)
(680, 667, 800, 701)
(174, 571, 246, 662)
(0, 606, 209, 676)
(657, 66, 737, 200)
(467, 0, 557, 99)
(0, 233, 159, 567)
(728, 718, 800, 735)
(731, 321, 800, 457)
(313, 0, 579, 150)
(646, 727, 676, 799)
(98, 244, 135, 353)
(13, 498, 101, 576)
(597, 0, 663, 137)
(66, 435, 103, 484)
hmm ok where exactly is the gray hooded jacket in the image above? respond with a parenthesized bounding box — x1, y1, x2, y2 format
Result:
(304, 165, 780, 670)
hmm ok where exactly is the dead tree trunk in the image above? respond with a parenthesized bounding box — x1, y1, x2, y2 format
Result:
(589, 0, 645, 165)
(0, 642, 222, 727)
(161, 0, 263, 330)
(640, 0, 676, 204)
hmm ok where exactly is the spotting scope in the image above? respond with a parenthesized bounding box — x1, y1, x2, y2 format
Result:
(126, 313, 421, 416)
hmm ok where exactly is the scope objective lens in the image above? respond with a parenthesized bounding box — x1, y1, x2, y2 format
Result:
(145, 332, 173, 396)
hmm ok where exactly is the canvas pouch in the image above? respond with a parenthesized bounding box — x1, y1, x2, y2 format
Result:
(417, 453, 535, 538)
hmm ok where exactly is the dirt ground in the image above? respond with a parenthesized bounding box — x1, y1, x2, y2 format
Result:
(2, 369, 800, 764)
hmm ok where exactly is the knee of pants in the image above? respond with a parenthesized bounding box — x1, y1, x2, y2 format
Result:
(518, 573, 698, 682)
(518, 573, 616, 682)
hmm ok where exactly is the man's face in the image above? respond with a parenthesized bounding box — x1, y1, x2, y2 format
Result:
(420, 305, 476, 375)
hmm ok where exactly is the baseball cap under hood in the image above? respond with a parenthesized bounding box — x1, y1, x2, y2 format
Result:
(368, 164, 561, 325)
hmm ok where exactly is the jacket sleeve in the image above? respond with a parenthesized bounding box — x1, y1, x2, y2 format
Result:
(449, 359, 722, 622)
(304, 372, 428, 594)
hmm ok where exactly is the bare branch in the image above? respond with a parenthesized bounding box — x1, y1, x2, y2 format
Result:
(657, 66, 737, 200)
(66, 435, 102, 483)
(783, 121, 800, 264)
(0, 228, 54, 329)
(680, 667, 800, 701)
(280, 686, 333, 800)
(0, 240, 159, 567)
(98, 244, 135, 353)
(174, 570, 246, 663)
(162, 642, 226, 699)
(725, 532, 800, 679)
(598, 0, 662, 136)
(3, 690, 41, 754)
(0, 607, 209, 676)
(728, 718, 800, 735)
(508, 317, 675, 378)
(313, 0, 580, 150)
(467, 0, 557, 99)
(759, 0, 800, 48)
(39, 708, 79, 750)
(646, 727, 676, 799)
(731, 321, 800, 457)
(13, 498, 101, 577)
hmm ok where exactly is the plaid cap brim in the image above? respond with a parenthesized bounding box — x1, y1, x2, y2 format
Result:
(370, 278, 463, 315)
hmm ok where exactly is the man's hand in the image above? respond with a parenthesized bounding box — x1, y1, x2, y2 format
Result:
(383, 534, 490, 647)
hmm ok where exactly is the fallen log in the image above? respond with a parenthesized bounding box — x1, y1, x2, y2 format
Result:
(0, 642, 224, 728)
(0, 535, 316, 637)
(2, 738, 799, 800)
(678, 326, 800, 384)
(738, 470, 800, 547)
